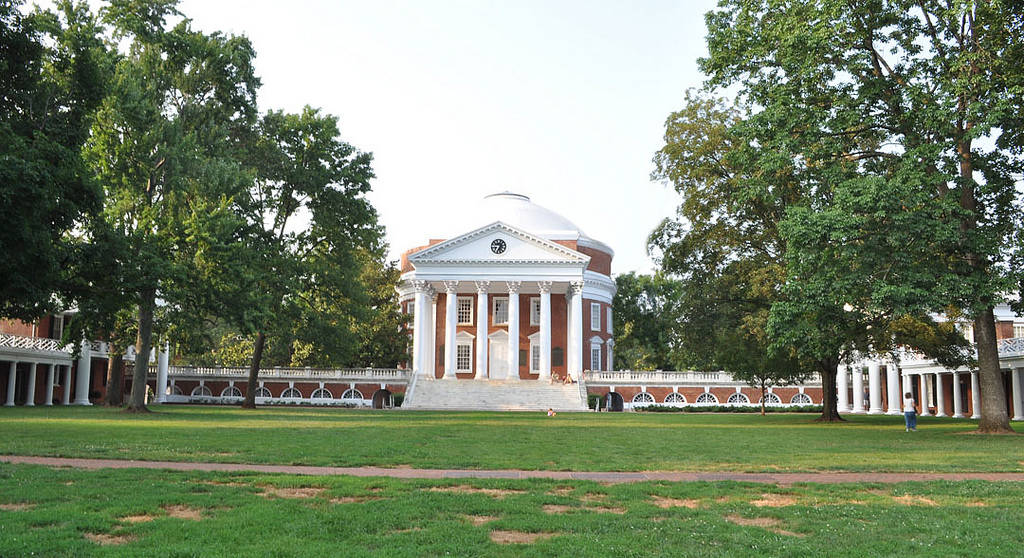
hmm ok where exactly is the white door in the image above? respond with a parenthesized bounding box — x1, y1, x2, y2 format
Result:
(489, 333, 509, 380)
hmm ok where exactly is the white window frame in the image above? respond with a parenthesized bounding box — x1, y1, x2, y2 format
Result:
(457, 296, 474, 325)
(531, 345, 541, 372)
(529, 297, 541, 326)
(590, 343, 602, 371)
(493, 297, 509, 325)
(52, 314, 64, 341)
(606, 308, 612, 335)
(590, 302, 601, 331)
(1014, 323, 1024, 339)
(456, 343, 472, 372)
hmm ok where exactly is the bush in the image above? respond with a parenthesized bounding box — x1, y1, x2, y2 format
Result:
(392, 393, 404, 407)
(588, 394, 605, 410)
(638, 404, 824, 413)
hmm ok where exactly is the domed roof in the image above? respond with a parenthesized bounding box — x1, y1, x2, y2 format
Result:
(446, 192, 612, 255)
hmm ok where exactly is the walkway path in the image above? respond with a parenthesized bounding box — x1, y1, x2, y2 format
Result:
(4, 455, 1024, 485)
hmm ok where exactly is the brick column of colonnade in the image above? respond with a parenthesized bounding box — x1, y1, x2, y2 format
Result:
(443, 281, 458, 379)
(507, 281, 521, 381)
(837, 367, 849, 412)
(952, 371, 964, 418)
(538, 281, 552, 380)
(886, 364, 901, 415)
(474, 281, 489, 380)
(868, 361, 882, 414)
(4, 362, 16, 406)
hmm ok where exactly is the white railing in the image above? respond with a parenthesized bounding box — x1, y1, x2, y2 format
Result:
(585, 370, 731, 384)
(997, 337, 1024, 357)
(153, 365, 411, 383)
(899, 337, 1024, 367)
(0, 333, 73, 354)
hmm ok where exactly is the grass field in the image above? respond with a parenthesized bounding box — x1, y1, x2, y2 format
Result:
(2, 464, 1022, 557)
(0, 405, 1021, 472)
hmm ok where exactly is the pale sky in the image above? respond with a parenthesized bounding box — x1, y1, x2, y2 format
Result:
(175, 0, 718, 274)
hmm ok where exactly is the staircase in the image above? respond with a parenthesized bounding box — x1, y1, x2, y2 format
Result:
(402, 377, 589, 411)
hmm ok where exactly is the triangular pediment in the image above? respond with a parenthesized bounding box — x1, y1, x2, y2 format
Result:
(408, 222, 589, 266)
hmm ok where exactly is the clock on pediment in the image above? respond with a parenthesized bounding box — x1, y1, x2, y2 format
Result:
(490, 238, 507, 254)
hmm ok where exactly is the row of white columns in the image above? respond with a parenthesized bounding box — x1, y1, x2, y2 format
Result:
(413, 280, 587, 381)
(3, 341, 171, 406)
(839, 363, 1024, 421)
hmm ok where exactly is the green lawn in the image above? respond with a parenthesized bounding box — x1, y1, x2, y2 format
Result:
(1, 464, 1020, 557)
(0, 405, 1021, 472)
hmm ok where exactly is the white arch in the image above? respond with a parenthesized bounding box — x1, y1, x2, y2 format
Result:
(342, 388, 363, 400)
(760, 392, 782, 405)
(221, 386, 243, 398)
(695, 392, 718, 405)
(727, 392, 750, 404)
(790, 393, 812, 404)
(191, 385, 212, 397)
(281, 387, 302, 398)
(664, 392, 686, 405)
(311, 387, 333, 399)
(254, 386, 272, 398)
(631, 392, 655, 407)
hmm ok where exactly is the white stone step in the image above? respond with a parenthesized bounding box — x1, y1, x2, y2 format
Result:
(404, 378, 588, 411)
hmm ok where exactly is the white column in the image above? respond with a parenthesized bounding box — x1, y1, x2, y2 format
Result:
(426, 291, 437, 378)
(411, 280, 429, 375)
(952, 371, 964, 418)
(4, 362, 15, 406)
(74, 341, 92, 405)
(606, 339, 614, 372)
(934, 372, 947, 417)
(837, 367, 849, 412)
(44, 363, 55, 406)
(569, 281, 584, 376)
(851, 365, 864, 413)
(867, 361, 882, 414)
(24, 363, 37, 406)
(443, 281, 459, 379)
(1012, 368, 1024, 421)
(901, 373, 912, 410)
(61, 365, 71, 405)
(475, 281, 490, 380)
(886, 364, 901, 415)
(919, 373, 931, 416)
(156, 343, 169, 403)
(538, 281, 552, 380)
(970, 371, 981, 419)
(507, 281, 521, 381)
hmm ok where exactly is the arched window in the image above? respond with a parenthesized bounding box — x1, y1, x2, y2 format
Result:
(664, 392, 686, 405)
(727, 393, 750, 404)
(631, 392, 655, 406)
(170, 384, 183, 395)
(760, 392, 781, 405)
(790, 393, 812, 404)
(221, 386, 243, 398)
(342, 388, 363, 400)
(191, 385, 212, 397)
(311, 388, 333, 399)
(695, 392, 718, 404)
(281, 387, 302, 398)
(254, 386, 272, 398)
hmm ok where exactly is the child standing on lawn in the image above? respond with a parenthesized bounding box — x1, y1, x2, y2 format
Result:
(903, 392, 917, 432)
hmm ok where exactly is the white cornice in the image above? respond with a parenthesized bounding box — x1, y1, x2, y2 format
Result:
(408, 221, 590, 265)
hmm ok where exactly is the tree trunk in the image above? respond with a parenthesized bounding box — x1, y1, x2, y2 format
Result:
(242, 331, 266, 409)
(974, 307, 1013, 433)
(126, 289, 155, 412)
(104, 350, 124, 407)
(760, 382, 766, 416)
(815, 359, 845, 422)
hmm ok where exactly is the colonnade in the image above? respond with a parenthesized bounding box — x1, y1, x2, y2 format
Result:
(838, 364, 1024, 421)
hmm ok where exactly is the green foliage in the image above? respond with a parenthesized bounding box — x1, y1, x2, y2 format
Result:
(611, 272, 685, 370)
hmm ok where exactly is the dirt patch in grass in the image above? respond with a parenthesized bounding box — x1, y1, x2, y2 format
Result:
(329, 496, 383, 504)
(391, 527, 422, 534)
(651, 496, 700, 509)
(85, 532, 136, 545)
(725, 515, 805, 537)
(427, 486, 524, 499)
(260, 486, 326, 499)
(463, 514, 499, 525)
(892, 495, 938, 506)
(119, 514, 155, 524)
(580, 492, 607, 503)
(590, 506, 626, 514)
(542, 504, 574, 514)
(162, 505, 203, 520)
(751, 493, 797, 507)
(0, 502, 35, 511)
(199, 480, 248, 487)
(547, 486, 574, 496)
(965, 501, 987, 507)
(490, 530, 556, 544)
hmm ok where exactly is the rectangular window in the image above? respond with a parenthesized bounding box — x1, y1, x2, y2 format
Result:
(493, 297, 509, 325)
(590, 302, 601, 331)
(530, 298, 541, 326)
(456, 344, 472, 371)
(457, 296, 474, 325)
(1014, 324, 1024, 339)
(52, 314, 64, 341)
(591, 345, 602, 371)
(606, 308, 612, 335)
(531, 345, 540, 371)
(407, 301, 414, 315)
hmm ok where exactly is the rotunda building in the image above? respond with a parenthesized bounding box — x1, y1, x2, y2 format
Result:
(397, 192, 615, 393)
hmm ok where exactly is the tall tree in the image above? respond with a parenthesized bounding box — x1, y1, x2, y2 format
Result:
(0, 0, 109, 320)
(611, 272, 686, 371)
(86, 0, 259, 411)
(701, 0, 1024, 432)
(234, 106, 379, 408)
